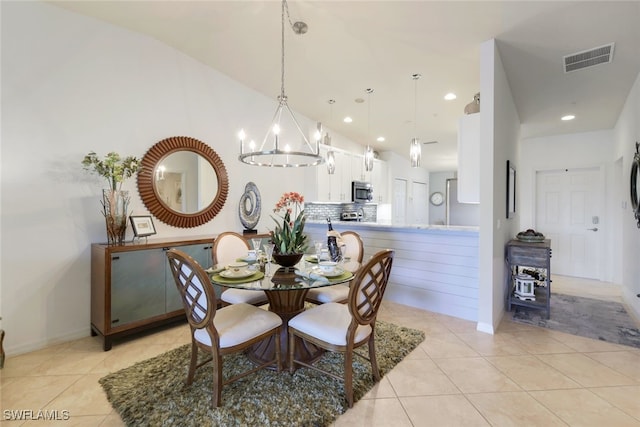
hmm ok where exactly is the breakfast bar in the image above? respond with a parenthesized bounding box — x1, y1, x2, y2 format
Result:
(304, 221, 480, 321)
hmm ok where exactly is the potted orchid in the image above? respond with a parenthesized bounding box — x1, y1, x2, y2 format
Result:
(82, 151, 142, 245)
(270, 191, 308, 266)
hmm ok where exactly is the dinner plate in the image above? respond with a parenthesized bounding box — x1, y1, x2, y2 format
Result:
(219, 269, 254, 279)
(311, 266, 345, 278)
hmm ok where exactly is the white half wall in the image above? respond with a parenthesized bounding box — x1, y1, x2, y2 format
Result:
(305, 223, 480, 321)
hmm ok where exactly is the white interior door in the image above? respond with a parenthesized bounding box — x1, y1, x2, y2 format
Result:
(412, 181, 428, 225)
(393, 178, 407, 224)
(535, 168, 602, 279)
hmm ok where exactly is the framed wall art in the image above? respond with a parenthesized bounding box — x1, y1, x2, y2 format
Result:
(130, 215, 157, 238)
(507, 160, 516, 219)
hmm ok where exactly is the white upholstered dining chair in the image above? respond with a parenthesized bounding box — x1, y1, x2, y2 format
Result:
(305, 230, 364, 305)
(288, 249, 395, 408)
(213, 231, 268, 306)
(166, 248, 282, 407)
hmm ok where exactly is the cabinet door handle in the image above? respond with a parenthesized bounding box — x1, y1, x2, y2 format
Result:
(587, 227, 598, 232)
(112, 256, 120, 261)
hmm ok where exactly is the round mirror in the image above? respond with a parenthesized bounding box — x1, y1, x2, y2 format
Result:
(138, 136, 229, 228)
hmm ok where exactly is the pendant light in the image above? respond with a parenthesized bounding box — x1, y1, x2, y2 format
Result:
(238, 0, 324, 168)
(364, 88, 375, 172)
(410, 73, 422, 168)
(324, 99, 336, 174)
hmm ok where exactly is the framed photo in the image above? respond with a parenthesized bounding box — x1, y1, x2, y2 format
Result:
(130, 215, 156, 238)
(506, 160, 516, 219)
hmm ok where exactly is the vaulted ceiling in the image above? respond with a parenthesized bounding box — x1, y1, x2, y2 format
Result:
(51, 1, 640, 171)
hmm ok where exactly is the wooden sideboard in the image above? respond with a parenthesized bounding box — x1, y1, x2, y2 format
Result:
(91, 236, 214, 351)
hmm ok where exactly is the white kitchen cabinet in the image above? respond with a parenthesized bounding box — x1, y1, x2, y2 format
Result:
(316, 148, 351, 202)
(351, 153, 367, 182)
(371, 159, 388, 203)
(457, 113, 480, 203)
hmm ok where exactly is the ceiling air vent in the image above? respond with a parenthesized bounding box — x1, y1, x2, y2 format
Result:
(564, 43, 615, 73)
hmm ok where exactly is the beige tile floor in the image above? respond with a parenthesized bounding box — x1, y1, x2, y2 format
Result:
(2, 277, 639, 426)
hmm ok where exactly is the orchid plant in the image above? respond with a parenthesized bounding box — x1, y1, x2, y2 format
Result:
(271, 191, 308, 254)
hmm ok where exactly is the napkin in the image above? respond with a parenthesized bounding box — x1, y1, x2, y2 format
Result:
(294, 269, 329, 283)
(205, 265, 225, 274)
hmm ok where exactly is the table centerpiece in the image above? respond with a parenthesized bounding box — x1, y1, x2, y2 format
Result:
(270, 191, 308, 267)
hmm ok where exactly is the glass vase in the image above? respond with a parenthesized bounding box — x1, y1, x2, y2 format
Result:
(102, 189, 130, 245)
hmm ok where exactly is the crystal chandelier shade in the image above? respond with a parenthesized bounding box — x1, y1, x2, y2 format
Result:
(409, 73, 422, 168)
(364, 88, 374, 172)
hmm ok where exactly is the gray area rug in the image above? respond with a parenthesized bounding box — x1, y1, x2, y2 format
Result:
(511, 293, 640, 349)
(99, 321, 424, 426)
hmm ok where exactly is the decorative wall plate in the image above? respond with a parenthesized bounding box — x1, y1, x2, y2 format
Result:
(239, 182, 261, 230)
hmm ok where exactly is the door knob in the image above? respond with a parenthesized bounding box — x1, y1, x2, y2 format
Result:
(587, 227, 598, 231)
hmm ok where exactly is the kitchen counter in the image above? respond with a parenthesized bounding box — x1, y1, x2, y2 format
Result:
(304, 221, 479, 321)
(306, 220, 478, 234)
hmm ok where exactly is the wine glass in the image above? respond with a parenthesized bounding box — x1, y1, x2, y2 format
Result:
(339, 244, 347, 267)
(251, 238, 262, 259)
(262, 242, 275, 277)
(314, 241, 323, 262)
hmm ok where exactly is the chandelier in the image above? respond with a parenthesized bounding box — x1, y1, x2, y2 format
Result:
(238, 0, 324, 168)
(364, 88, 375, 172)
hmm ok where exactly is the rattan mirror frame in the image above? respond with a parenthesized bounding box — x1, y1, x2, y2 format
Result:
(137, 136, 229, 228)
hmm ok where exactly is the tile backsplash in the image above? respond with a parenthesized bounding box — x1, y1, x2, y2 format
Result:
(305, 202, 377, 223)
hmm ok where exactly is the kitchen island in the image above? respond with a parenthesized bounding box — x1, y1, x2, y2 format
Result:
(305, 222, 479, 321)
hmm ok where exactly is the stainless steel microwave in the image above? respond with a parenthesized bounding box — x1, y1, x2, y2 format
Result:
(352, 181, 373, 203)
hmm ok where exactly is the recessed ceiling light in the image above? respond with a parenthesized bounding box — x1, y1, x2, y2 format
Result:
(444, 93, 457, 100)
(377, 136, 385, 142)
(561, 115, 575, 121)
(343, 117, 353, 123)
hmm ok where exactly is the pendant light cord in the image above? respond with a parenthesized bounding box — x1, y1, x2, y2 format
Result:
(366, 88, 374, 140)
(280, 0, 286, 101)
(413, 75, 418, 135)
(412, 73, 421, 137)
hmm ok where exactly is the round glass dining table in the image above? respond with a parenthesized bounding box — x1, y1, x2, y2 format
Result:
(209, 258, 360, 369)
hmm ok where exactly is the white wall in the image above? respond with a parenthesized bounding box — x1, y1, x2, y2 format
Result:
(476, 39, 520, 334)
(0, 2, 359, 354)
(612, 72, 640, 319)
(429, 171, 455, 225)
(380, 151, 429, 225)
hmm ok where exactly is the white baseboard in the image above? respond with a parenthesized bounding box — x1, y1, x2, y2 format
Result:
(5, 327, 90, 357)
(476, 322, 495, 334)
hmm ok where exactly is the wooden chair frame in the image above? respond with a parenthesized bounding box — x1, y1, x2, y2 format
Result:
(212, 231, 267, 306)
(167, 249, 281, 407)
(289, 249, 395, 407)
